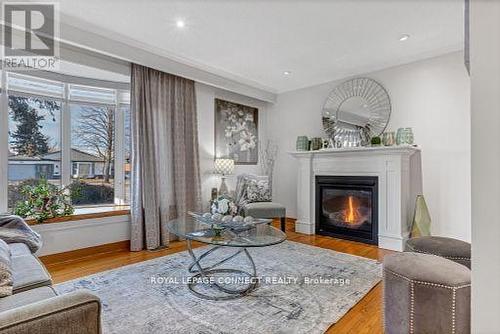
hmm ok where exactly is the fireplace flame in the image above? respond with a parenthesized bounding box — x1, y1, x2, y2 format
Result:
(346, 196, 355, 224)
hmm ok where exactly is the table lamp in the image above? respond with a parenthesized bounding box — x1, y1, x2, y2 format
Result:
(214, 158, 234, 195)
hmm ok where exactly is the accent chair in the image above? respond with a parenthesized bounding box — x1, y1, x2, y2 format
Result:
(234, 174, 287, 232)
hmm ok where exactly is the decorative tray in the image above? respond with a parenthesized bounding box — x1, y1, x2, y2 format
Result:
(188, 211, 271, 232)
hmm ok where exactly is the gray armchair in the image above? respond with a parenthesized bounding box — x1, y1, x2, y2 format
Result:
(235, 174, 287, 232)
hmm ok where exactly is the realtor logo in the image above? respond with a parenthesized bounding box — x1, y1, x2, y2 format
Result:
(2, 2, 59, 70)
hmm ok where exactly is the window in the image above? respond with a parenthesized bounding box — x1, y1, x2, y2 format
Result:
(1, 71, 130, 212)
(70, 103, 115, 205)
(7, 95, 62, 209)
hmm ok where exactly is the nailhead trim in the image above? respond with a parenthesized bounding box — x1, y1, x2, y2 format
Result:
(406, 245, 471, 261)
(384, 268, 471, 290)
(382, 277, 387, 330)
(452, 288, 457, 334)
(410, 281, 415, 334)
(384, 268, 470, 334)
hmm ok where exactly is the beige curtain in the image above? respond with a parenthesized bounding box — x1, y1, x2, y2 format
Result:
(130, 64, 202, 251)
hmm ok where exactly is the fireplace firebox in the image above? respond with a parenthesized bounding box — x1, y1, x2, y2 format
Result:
(315, 176, 378, 245)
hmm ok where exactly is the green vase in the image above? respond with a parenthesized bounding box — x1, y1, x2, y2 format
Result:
(296, 136, 310, 151)
(411, 195, 431, 237)
(311, 137, 322, 150)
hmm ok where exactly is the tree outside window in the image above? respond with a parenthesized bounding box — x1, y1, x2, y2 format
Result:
(70, 104, 115, 205)
(7, 95, 61, 209)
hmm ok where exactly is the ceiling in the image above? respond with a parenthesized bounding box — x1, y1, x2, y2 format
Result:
(52, 0, 463, 93)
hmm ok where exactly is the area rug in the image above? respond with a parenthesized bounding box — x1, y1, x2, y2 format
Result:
(55, 241, 382, 334)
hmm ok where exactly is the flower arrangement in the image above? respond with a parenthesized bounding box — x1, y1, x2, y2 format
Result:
(210, 195, 238, 216)
(14, 179, 74, 223)
(221, 103, 257, 160)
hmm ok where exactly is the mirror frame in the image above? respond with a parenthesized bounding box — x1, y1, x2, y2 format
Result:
(322, 77, 391, 147)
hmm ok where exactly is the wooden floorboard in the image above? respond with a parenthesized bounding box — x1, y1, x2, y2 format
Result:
(42, 221, 393, 333)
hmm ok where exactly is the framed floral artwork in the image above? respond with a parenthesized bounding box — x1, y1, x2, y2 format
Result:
(215, 98, 258, 165)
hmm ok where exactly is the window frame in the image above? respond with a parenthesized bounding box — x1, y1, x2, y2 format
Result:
(0, 70, 8, 212)
(0, 70, 130, 212)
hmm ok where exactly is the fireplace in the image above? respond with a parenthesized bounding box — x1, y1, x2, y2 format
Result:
(315, 176, 378, 245)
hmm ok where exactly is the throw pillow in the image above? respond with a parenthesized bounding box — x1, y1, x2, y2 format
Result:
(246, 178, 272, 202)
(0, 239, 12, 297)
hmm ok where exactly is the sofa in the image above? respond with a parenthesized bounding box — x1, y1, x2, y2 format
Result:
(0, 242, 101, 334)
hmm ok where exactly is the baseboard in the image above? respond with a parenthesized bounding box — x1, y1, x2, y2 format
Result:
(295, 220, 315, 234)
(378, 234, 406, 252)
(39, 240, 130, 266)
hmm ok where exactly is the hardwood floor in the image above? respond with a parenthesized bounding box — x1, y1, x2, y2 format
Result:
(41, 220, 393, 333)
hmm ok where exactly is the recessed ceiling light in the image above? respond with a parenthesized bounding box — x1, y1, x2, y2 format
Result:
(283, 71, 292, 76)
(399, 34, 410, 41)
(176, 19, 185, 28)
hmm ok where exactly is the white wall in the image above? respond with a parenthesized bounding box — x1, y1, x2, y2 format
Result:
(269, 52, 471, 241)
(33, 215, 130, 256)
(471, 0, 500, 331)
(196, 83, 270, 209)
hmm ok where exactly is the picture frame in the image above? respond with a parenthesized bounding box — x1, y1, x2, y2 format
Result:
(214, 98, 259, 165)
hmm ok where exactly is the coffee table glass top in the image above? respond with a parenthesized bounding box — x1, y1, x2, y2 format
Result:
(166, 215, 286, 247)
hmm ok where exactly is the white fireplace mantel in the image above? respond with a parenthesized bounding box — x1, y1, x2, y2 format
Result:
(288, 146, 422, 251)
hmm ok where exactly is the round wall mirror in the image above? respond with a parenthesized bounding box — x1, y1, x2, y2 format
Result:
(322, 78, 391, 147)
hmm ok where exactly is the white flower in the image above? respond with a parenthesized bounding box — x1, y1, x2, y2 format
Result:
(225, 126, 235, 138)
(234, 121, 247, 133)
(229, 202, 238, 215)
(245, 114, 254, 122)
(211, 203, 218, 214)
(239, 131, 256, 152)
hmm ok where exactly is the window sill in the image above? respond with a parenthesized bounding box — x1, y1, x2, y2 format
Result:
(26, 206, 130, 225)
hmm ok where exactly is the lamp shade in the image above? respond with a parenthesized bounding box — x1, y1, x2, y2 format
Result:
(214, 158, 234, 175)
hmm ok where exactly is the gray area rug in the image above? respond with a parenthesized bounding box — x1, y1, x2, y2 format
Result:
(55, 240, 382, 334)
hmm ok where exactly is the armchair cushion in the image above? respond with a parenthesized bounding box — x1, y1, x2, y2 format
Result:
(246, 178, 272, 202)
(242, 202, 286, 219)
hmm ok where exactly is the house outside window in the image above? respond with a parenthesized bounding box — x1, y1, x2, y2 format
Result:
(1, 71, 130, 211)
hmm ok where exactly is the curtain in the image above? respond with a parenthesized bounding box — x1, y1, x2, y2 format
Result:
(130, 64, 202, 251)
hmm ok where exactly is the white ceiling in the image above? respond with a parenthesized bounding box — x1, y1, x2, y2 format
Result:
(53, 0, 463, 93)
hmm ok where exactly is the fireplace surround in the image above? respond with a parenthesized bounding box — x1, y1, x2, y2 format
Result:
(316, 175, 378, 245)
(289, 146, 422, 251)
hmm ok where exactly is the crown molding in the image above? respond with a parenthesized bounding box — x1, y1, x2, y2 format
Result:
(57, 21, 277, 103)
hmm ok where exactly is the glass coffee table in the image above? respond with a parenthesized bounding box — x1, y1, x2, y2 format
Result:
(166, 215, 287, 300)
